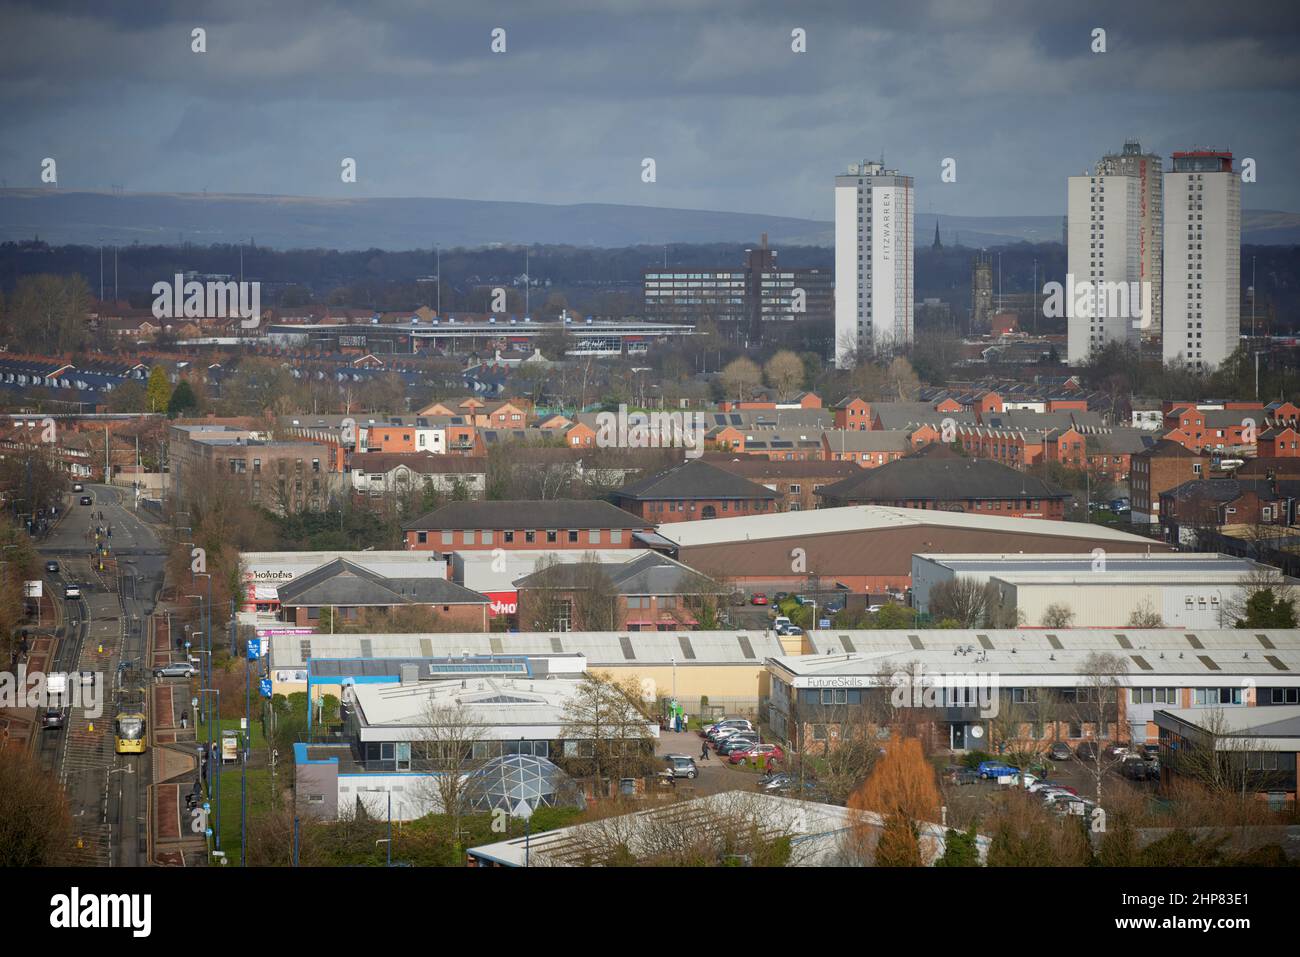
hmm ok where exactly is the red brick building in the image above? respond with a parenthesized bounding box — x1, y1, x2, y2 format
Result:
(816, 444, 1071, 519)
(403, 499, 651, 550)
(612, 459, 778, 523)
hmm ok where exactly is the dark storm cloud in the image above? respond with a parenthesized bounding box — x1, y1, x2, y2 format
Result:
(0, 0, 1297, 218)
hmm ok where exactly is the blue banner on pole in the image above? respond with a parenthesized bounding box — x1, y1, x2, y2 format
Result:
(246, 637, 261, 660)
(259, 678, 273, 699)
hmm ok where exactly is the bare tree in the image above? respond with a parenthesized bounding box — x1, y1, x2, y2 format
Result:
(1161, 707, 1286, 801)
(1040, 602, 1076, 628)
(1220, 566, 1298, 628)
(928, 578, 1008, 628)
(412, 698, 489, 852)
(1071, 652, 1130, 806)
(0, 749, 74, 865)
(1126, 599, 1164, 628)
(558, 671, 656, 784)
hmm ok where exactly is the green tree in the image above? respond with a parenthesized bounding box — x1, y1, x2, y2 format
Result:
(167, 379, 200, 417)
(1237, 588, 1297, 628)
(935, 825, 981, 867)
(146, 366, 172, 413)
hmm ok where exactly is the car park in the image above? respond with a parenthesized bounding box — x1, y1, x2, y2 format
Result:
(1048, 742, 1072, 761)
(662, 754, 699, 779)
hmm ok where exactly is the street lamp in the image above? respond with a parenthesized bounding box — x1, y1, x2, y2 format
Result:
(201, 686, 222, 851)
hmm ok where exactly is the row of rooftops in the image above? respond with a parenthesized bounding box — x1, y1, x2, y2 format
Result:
(265, 627, 1300, 682)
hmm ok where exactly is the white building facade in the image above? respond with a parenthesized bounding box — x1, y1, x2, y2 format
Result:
(834, 160, 913, 367)
(1066, 171, 1142, 364)
(1162, 150, 1241, 371)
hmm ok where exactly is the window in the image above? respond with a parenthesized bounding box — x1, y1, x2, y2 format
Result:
(546, 530, 558, 544)
(441, 531, 454, 545)
(820, 689, 848, 705)
(504, 531, 515, 543)
(1011, 688, 1038, 704)
(568, 530, 579, 544)
(1271, 688, 1300, 704)
(417, 531, 428, 544)
(525, 531, 536, 544)
(395, 742, 411, 771)
(611, 530, 623, 544)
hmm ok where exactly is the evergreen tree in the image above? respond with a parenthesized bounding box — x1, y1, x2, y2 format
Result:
(167, 379, 199, 417)
(146, 366, 173, 413)
(935, 825, 981, 867)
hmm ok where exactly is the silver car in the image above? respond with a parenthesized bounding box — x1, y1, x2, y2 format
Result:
(154, 662, 196, 679)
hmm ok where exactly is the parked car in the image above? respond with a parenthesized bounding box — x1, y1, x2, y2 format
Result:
(707, 727, 754, 747)
(730, 591, 747, 607)
(705, 718, 753, 737)
(1140, 743, 1160, 761)
(728, 743, 784, 765)
(943, 765, 979, 786)
(777, 624, 803, 637)
(977, 760, 1020, 780)
(750, 593, 769, 606)
(1027, 779, 1076, 794)
(1075, 741, 1100, 760)
(758, 771, 794, 790)
(715, 735, 761, 756)
(153, 661, 197, 679)
(772, 592, 789, 603)
(1120, 757, 1152, 781)
(866, 604, 883, 614)
(772, 615, 792, 630)
(1104, 742, 1131, 758)
(662, 754, 699, 779)
(45, 560, 60, 574)
(1047, 742, 1072, 761)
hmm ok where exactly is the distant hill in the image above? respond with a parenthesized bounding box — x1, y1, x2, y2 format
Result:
(1, 189, 1297, 250)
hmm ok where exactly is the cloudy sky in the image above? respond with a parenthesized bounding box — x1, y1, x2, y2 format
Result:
(2, 0, 1298, 220)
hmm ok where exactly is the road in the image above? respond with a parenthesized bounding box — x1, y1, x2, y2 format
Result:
(37, 483, 167, 867)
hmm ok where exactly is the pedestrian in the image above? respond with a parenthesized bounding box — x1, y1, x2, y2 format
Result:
(700, 741, 709, 761)
(180, 709, 188, 729)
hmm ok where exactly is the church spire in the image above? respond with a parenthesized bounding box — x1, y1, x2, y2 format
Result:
(932, 219, 942, 250)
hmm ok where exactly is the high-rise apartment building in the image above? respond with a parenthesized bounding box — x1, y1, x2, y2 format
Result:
(834, 160, 913, 367)
(1066, 170, 1142, 364)
(1162, 150, 1241, 371)
(642, 235, 833, 337)
(1098, 141, 1163, 339)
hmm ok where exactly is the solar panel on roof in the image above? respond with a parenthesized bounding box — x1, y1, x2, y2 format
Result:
(1264, 655, 1290, 671)
(678, 636, 696, 660)
(619, 636, 635, 660)
(908, 635, 924, 650)
(1045, 634, 1062, 650)
(1131, 656, 1152, 671)
(1114, 634, 1132, 649)
(976, 634, 993, 650)
(1185, 634, 1204, 649)
(840, 636, 856, 653)
(737, 636, 755, 660)
(1256, 634, 1276, 650)
(1196, 655, 1221, 671)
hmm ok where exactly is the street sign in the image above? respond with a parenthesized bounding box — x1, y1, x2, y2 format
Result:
(818, 618, 831, 629)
